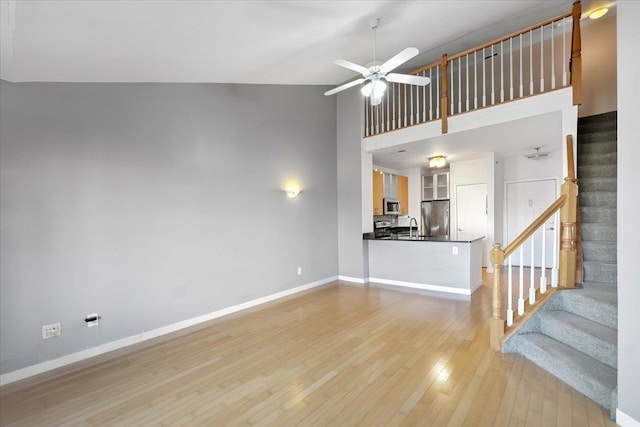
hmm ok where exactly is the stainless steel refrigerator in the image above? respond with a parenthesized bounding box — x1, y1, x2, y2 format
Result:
(421, 200, 450, 237)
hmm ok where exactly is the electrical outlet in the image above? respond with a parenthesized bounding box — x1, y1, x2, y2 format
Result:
(297, 267, 302, 275)
(42, 322, 61, 339)
(452, 246, 459, 255)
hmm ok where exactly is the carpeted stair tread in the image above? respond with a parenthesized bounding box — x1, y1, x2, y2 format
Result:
(580, 206, 616, 224)
(582, 241, 617, 263)
(578, 178, 616, 192)
(506, 333, 616, 410)
(538, 310, 617, 368)
(558, 287, 617, 329)
(581, 223, 617, 242)
(577, 164, 617, 179)
(583, 262, 617, 284)
(578, 120, 617, 134)
(578, 152, 617, 166)
(581, 279, 618, 288)
(578, 111, 617, 125)
(577, 138, 617, 154)
(579, 191, 616, 207)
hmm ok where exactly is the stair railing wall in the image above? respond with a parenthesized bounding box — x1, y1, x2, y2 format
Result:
(364, 2, 582, 138)
(490, 136, 579, 351)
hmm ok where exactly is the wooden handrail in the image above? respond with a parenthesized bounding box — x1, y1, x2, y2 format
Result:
(503, 195, 568, 258)
(447, 11, 573, 62)
(410, 60, 442, 77)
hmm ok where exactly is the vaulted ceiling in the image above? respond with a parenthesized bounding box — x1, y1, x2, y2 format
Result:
(0, 0, 611, 84)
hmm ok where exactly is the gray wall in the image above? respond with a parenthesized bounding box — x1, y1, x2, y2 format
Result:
(617, 3, 640, 423)
(336, 90, 368, 279)
(0, 81, 338, 374)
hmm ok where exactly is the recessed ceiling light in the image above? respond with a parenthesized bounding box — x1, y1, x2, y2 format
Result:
(589, 7, 608, 19)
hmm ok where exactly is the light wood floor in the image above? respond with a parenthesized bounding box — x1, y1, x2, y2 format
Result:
(0, 276, 616, 426)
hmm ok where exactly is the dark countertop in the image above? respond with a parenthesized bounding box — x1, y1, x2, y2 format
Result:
(363, 233, 485, 243)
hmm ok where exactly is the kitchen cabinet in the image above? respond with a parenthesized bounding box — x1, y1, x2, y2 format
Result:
(372, 170, 384, 215)
(397, 175, 408, 215)
(422, 172, 450, 200)
(373, 171, 408, 215)
(383, 173, 398, 199)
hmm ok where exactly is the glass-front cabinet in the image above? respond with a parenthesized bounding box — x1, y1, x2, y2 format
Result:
(422, 172, 449, 200)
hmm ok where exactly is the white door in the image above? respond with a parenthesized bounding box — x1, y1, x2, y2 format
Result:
(456, 183, 488, 264)
(506, 179, 557, 267)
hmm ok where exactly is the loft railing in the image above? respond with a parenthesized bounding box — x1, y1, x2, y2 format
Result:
(489, 136, 580, 351)
(364, 1, 582, 138)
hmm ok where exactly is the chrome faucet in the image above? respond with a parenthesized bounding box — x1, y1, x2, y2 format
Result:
(409, 217, 418, 239)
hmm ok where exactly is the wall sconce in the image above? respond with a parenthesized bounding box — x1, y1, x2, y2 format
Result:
(285, 182, 300, 198)
(429, 155, 447, 168)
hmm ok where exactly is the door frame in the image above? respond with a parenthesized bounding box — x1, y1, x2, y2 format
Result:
(503, 177, 559, 263)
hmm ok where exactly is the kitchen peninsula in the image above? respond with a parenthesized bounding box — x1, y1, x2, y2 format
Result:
(363, 234, 484, 296)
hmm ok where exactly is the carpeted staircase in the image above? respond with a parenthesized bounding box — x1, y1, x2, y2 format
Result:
(504, 111, 618, 415)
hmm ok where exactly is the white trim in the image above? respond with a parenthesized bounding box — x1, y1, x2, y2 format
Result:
(368, 277, 471, 295)
(617, 409, 640, 427)
(0, 276, 338, 386)
(338, 275, 368, 284)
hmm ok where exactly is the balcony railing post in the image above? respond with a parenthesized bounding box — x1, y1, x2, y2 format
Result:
(441, 54, 448, 134)
(570, 1, 582, 105)
(490, 243, 505, 351)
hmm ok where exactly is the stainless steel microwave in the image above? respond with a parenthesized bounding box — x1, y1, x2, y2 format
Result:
(384, 198, 400, 215)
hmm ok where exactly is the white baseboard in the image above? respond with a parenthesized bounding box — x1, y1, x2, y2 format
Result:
(617, 409, 640, 427)
(0, 276, 338, 387)
(337, 275, 367, 284)
(368, 277, 471, 295)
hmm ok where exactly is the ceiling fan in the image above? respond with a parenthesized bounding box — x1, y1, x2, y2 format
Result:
(525, 147, 550, 160)
(324, 18, 431, 105)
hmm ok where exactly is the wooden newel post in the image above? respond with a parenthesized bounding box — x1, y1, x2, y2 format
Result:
(441, 54, 449, 134)
(490, 243, 505, 351)
(559, 176, 578, 288)
(570, 1, 582, 105)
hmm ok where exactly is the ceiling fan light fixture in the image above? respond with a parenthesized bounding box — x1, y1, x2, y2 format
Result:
(371, 96, 383, 106)
(360, 82, 373, 97)
(372, 79, 387, 98)
(429, 155, 447, 168)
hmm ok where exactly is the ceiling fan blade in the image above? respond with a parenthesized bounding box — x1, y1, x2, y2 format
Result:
(324, 78, 366, 96)
(380, 47, 419, 74)
(386, 73, 431, 86)
(333, 59, 370, 76)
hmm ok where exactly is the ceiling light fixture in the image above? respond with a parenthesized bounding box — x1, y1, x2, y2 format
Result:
(362, 78, 387, 106)
(589, 7, 608, 19)
(429, 155, 447, 168)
